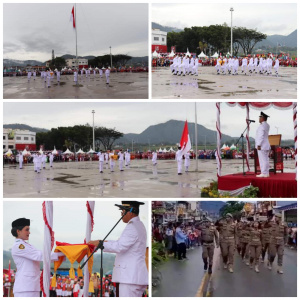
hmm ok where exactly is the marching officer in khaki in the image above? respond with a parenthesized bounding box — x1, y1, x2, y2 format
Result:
(200, 218, 219, 274)
(11, 218, 62, 297)
(268, 213, 288, 274)
(89, 201, 148, 297)
(241, 220, 251, 265)
(217, 213, 236, 273)
(261, 216, 273, 262)
(235, 220, 243, 255)
(249, 220, 262, 273)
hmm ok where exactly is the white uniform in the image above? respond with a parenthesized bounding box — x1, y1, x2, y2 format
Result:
(36, 155, 42, 173)
(189, 57, 194, 74)
(57, 71, 61, 82)
(100, 68, 103, 78)
(184, 152, 191, 172)
(255, 121, 270, 176)
(105, 69, 110, 84)
(125, 151, 131, 166)
(33, 154, 37, 172)
(152, 152, 157, 165)
(118, 152, 124, 171)
(103, 216, 148, 297)
(42, 154, 46, 168)
(215, 58, 221, 74)
(104, 153, 109, 164)
(109, 153, 115, 172)
(175, 149, 183, 174)
(193, 58, 199, 75)
(12, 238, 60, 297)
(27, 71, 31, 82)
(274, 59, 280, 76)
(33, 71, 36, 80)
(49, 153, 54, 167)
(74, 71, 78, 83)
(97, 152, 105, 172)
(19, 154, 23, 169)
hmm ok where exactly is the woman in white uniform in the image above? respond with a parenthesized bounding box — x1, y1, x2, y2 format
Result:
(11, 218, 61, 297)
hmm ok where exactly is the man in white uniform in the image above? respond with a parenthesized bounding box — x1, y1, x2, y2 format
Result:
(118, 149, 124, 171)
(125, 150, 131, 167)
(19, 152, 23, 169)
(105, 67, 110, 84)
(97, 151, 105, 173)
(89, 201, 148, 297)
(11, 218, 62, 297)
(152, 151, 157, 166)
(184, 151, 191, 172)
(175, 146, 183, 175)
(255, 112, 270, 177)
(109, 150, 115, 172)
(49, 153, 54, 168)
(274, 56, 280, 77)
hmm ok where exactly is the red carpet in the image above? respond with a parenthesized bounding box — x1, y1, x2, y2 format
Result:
(218, 172, 297, 198)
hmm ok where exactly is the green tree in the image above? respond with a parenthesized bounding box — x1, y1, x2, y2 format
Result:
(219, 201, 245, 220)
(95, 127, 124, 150)
(49, 57, 66, 69)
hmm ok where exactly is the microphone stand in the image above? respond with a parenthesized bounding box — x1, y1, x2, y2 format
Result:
(81, 210, 128, 297)
(235, 121, 250, 176)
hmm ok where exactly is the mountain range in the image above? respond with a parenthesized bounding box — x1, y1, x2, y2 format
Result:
(152, 22, 297, 48)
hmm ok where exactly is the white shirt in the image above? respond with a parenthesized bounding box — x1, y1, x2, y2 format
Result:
(103, 216, 148, 285)
(255, 121, 270, 150)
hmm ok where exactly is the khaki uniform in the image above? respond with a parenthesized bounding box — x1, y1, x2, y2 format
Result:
(269, 222, 288, 266)
(261, 222, 272, 261)
(219, 221, 236, 268)
(249, 228, 262, 265)
(216, 219, 226, 256)
(201, 224, 219, 268)
(240, 226, 251, 261)
(236, 223, 243, 254)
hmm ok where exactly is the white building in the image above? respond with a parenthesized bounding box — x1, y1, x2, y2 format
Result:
(152, 29, 167, 52)
(3, 128, 36, 151)
(65, 58, 89, 69)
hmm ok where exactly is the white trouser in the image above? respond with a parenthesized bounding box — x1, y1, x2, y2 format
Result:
(152, 159, 157, 165)
(193, 65, 198, 75)
(215, 65, 220, 73)
(19, 161, 23, 169)
(106, 75, 109, 83)
(274, 66, 279, 73)
(119, 284, 147, 297)
(241, 64, 247, 72)
(185, 163, 190, 171)
(14, 291, 40, 297)
(110, 161, 115, 171)
(177, 161, 183, 174)
(99, 161, 104, 172)
(50, 160, 53, 167)
(43, 161, 46, 168)
(34, 162, 37, 171)
(257, 150, 270, 175)
(119, 160, 124, 171)
(125, 158, 130, 166)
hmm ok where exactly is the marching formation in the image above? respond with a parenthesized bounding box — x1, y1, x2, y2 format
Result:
(17, 152, 54, 173)
(215, 213, 288, 274)
(215, 55, 280, 77)
(170, 54, 199, 76)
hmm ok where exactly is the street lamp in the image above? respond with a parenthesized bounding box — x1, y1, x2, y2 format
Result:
(109, 46, 112, 68)
(92, 110, 95, 151)
(230, 7, 234, 57)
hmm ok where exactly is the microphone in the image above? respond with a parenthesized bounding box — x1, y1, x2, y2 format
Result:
(246, 119, 256, 123)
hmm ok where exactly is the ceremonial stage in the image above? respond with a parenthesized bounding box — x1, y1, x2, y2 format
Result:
(218, 172, 297, 198)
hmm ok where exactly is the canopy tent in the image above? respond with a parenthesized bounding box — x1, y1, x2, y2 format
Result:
(22, 149, 31, 155)
(52, 147, 58, 155)
(216, 102, 297, 179)
(87, 148, 96, 154)
(158, 147, 163, 153)
(152, 50, 159, 58)
(198, 51, 207, 58)
(185, 49, 191, 56)
(226, 52, 231, 57)
(39, 149, 44, 154)
(168, 50, 175, 57)
(76, 149, 85, 154)
(211, 52, 219, 58)
(230, 144, 237, 150)
(221, 144, 227, 150)
(63, 148, 73, 155)
(4, 149, 13, 156)
(169, 147, 175, 152)
(162, 148, 167, 153)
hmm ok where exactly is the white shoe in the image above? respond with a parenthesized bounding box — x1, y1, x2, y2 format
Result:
(255, 265, 260, 273)
(256, 174, 265, 178)
(267, 261, 272, 270)
(277, 266, 283, 274)
(264, 174, 270, 178)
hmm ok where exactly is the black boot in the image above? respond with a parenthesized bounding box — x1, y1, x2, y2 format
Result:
(208, 265, 212, 274)
(203, 258, 208, 271)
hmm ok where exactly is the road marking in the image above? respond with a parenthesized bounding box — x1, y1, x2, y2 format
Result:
(195, 273, 208, 297)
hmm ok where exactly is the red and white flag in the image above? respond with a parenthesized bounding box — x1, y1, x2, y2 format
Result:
(180, 120, 192, 156)
(70, 6, 76, 29)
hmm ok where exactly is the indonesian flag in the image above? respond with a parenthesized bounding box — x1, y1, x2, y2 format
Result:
(8, 260, 11, 282)
(180, 120, 192, 156)
(70, 6, 76, 29)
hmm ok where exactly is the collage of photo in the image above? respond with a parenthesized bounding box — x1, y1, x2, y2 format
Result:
(2, 2, 298, 299)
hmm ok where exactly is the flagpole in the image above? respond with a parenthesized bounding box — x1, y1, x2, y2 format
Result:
(75, 3, 78, 85)
(195, 102, 198, 171)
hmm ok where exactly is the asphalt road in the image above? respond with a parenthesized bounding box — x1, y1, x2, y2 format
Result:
(152, 246, 297, 297)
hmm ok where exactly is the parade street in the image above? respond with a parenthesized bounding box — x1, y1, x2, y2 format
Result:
(3, 73, 148, 99)
(152, 67, 297, 99)
(152, 246, 297, 297)
(3, 159, 295, 198)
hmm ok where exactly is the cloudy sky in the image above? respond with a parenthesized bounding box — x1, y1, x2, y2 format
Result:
(3, 102, 295, 140)
(3, 201, 149, 251)
(152, 3, 297, 36)
(3, 3, 148, 61)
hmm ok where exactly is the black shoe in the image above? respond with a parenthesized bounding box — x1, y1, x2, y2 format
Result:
(208, 266, 212, 274)
(178, 258, 183, 261)
(204, 262, 208, 270)
(178, 173, 182, 175)
(100, 171, 103, 173)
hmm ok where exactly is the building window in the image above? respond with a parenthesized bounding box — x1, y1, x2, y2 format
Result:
(16, 137, 21, 140)
(9, 145, 13, 149)
(154, 37, 159, 41)
(31, 137, 34, 141)
(162, 38, 165, 42)
(3, 136, 5, 140)
(3, 145, 5, 149)
(24, 137, 29, 141)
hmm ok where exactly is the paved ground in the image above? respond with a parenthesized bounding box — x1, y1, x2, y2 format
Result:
(152, 66, 297, 99)
(152, 246, 297, 297)
(3, 159, 295, 198)
(3, 73, 148, 99)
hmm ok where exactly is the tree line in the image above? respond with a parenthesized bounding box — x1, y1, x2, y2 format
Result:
(167, 24, 267, 56)
(36, 125, 123, 152)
